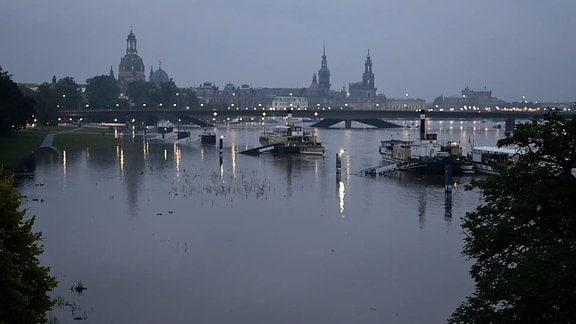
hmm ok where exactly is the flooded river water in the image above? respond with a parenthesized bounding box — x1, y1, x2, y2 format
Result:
(18, 120, 505, 323)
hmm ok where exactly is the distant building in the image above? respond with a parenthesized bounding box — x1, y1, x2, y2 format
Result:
(433, 86, 506, 109)
(306, 46, 332, 107)
(385, 98, 427, 111)
(149, 64, 170, 84)
(271, 96, 308, 110)
(118, 30, 145, 87)
(317, 45, 331, 96)
(347, 50, 382, 109)
(109, 66, 115, 79)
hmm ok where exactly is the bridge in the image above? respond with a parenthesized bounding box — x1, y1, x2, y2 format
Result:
(58, 108, 573, 131)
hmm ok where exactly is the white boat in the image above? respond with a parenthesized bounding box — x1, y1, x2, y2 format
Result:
(471, 146, 520, 175)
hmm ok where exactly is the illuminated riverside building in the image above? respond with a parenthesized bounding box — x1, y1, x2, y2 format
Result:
(432, 86, 506, 110)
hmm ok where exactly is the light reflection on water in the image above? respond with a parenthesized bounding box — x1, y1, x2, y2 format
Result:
(20, 121, 502, 323)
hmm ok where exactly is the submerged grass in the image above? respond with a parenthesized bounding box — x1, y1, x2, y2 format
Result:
(0, 127, 57, 171)
(53, 128, 119, 151)
(0, 126, 120, 172)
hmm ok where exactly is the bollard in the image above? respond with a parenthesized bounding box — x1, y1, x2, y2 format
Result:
(219, 136, 223, 155)
(444, 164, 453, 193)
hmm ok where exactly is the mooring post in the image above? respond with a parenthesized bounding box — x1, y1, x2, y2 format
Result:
(444, 164, 453, 193)
(219, 136, 223, 156)
(336, 150, 343, 175)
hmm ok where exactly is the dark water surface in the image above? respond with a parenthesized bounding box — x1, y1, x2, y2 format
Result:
(19, 121, 504, 323)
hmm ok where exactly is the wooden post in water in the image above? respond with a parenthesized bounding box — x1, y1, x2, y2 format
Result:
(444, 164, 453, 193)
(219, 136, 223, 156)
(336, 150, 342, 175)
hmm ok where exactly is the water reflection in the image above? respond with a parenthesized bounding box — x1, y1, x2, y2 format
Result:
(62, 150, 67, 178)
(21, 123, 501, 324)
(337, 177, 346, 217)
(444, 193, 453, 221)
(418, 185, 427, 229)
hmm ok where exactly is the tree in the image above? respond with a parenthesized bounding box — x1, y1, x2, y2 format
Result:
(0, 172, 57, 323)
(53, 77, 82, 111)
(85, 75, 120, 109)
(33, 83, 59, 125)
(179, 87, 199, 109)
(450, 110, 576, 322)
(126, 80, 156, 108)
(0, 67, 35, 136)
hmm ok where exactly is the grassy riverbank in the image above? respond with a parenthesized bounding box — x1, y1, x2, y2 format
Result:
(0, 127, 55, 172)
(0, 126, 120, 173)
(53, 127, 120, 151)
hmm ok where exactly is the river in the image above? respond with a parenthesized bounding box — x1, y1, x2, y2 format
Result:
(18, 119, 505, 323)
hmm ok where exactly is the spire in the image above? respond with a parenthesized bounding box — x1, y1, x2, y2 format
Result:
(365, 49, 372, 67)
(126, 29, 138, 55)
(109, 66, 115, 79)
(318, 44, 330, 93)
(149, 65, 154, 80)
(362, 49, 375, 89)
(321, 44, 327, 69)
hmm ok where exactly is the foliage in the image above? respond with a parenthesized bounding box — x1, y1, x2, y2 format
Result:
(125, 80, 198, 109)
(85, 75, 120, 109)
(53, 77, 82, 111)
(33, 83, 59, 125)
(31, 77, 82, 125)
(0, 66, 35, 136)
(126, 80, 156, 107)
(450, 110, 576, 322)
(178, 87, 199, 108)
(0, 172, 57, 323)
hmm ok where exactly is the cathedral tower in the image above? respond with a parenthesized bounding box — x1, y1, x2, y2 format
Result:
(348, 50, 377, 103)
(362, 50, 375, 89)
(118, 29, 145, 86)
(317, 45, 331, 96)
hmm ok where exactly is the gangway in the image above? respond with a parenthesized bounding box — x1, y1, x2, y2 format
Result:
(354, 161, 416, 176)
(239, 144, 278, 156)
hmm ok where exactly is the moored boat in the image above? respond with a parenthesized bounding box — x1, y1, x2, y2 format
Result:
(377, 110, 469, 175)
(471, 146, 520, 175)
(146, 120, 190, 142)
(378, 138, 466, 175)
(242, 110, 325, 156)
(199, 128, 217, 145)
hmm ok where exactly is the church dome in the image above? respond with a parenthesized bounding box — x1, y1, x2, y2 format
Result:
(150, 67, 169, 83)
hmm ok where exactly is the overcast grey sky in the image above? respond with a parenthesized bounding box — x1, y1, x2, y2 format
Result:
(1, 0, 575, 102)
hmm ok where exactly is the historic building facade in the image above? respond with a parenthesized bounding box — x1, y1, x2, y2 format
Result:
(317, 45, 331, 96)
(345, 50, 382, 109)
(149, 64, 170, 85)
(118, 30, 145, 87)
(306, 46, 333, 107)
(432, 86, 506, 109)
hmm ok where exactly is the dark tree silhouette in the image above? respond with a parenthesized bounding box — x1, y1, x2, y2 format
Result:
(450, 110, 576, 322)
(0, 67, 35, 135)
(85, 75, 121, 109)
(0, 172, 58, 323)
